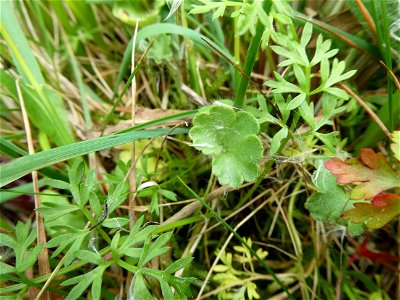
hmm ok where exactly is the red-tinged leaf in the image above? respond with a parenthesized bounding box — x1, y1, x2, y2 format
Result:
(342, 193, 400, 229)
(324, 149, 400, 200)
(371, 193, 398, 207)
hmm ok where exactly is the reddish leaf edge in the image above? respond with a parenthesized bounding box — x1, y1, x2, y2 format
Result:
(324, 148, 400, 200)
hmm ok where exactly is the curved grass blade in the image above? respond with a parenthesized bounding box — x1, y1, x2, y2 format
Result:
(113, 23, 235, 96)
(0, 2, 74, 147)
(0, 128, 188, 187)
(234, 0, 272, 109)
(0, 138, 68, 182)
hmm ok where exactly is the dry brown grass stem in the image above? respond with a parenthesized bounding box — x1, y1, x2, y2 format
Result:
(379, 60, 400, 92)
(16, 80, 51, 300)
(338, 83, 391, 138)
(128, 20, 139, 227)
(355, 0, 377, 37)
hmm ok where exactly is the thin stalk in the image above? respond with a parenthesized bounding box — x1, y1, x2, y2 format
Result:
(202, 37, 279, 115)
(265, 46, 276, 74)
(233, 6, 241, 87)
(379, 0, 393, 132)
(287, 181, 307, 299)
(100, 37, 156, 136)
(178, 176, 294, 299)
(129, 20, 139, 228)
(338, 83, 391, 138)
(180, 3, 200, 94)
(80, 207, 112, 245)
(61, 26, 95, 169)
(204, 173, 215, 201)
(355, 0, 376, 37)
(35, 256, 66, 300)
(0, 274, 68, 296)
(289, 22, 300, 42)
(234, 0, 273, 108)
(16, 80, 51, 299)
(304, 65, 311, 102)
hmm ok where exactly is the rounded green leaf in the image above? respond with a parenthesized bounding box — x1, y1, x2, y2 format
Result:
(189, 105, 263, 187)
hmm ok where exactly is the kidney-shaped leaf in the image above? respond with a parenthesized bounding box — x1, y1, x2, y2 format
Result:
(189, 105, 263, 187)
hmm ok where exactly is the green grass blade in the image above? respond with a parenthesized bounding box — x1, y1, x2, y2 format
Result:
(355, 91, 400, 151)
(0, 137, 69, 182)
(48, 1, 74, 35)
(113, 23, 235, 95)
(66, 1, 106, 48)
(0, 128, 188, 187)
(0, 274, 68, 296)
(0, 137, 28, 157)
(0, 179, 48, 204)
(101, 37, 156, 135)
(0, 70, 74, 147)
(0, 2, 74, 147)
(379, 0, 394, 132)
(116, 109, 197, 133)
(136, 23, 234, 62)
(64, 36, 92, 130)
(234, 0, 273, 108)
(0, 1, 44, 87)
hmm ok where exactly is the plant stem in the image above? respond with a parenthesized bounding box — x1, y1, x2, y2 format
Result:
(379, 0, 393, 132)
(81, 207, 112, 244)
(180, 4, 201, 94)
(234, 0, 273, 108)
(234, 5, 241, 87)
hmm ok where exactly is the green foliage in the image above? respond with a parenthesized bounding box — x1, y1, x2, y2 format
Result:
(306, 165, 351, 222)
(137, 182, 178, 215)
(213, 238, 268, 300)
(342, 193, 400, 229)
(325, 148, 400, 200)
(266, 22, 356, 108)
(263, 22, 356, 153)
(190, 0, 293, 47)
(144, 34, 172, 64)
(0, 5, 74, 148)
(0, 221, 42, 275)
(321, 149, 400, 229)
(391, 131, 400, 161)
(88, 0, 165, 26)
(2, 0, 399, 298)
(305, 161, 364, 236)
(348, 0, 400, 52)
(307, 149, 400, 231)
(1, 160, 194, 299)
(189, 105, 263, 187)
